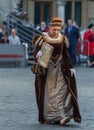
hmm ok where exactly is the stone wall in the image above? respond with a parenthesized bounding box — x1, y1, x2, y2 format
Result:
(0, 0, 19, 21)
(88, 1, 94, 23)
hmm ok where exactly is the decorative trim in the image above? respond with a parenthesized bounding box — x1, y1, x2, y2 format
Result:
(35, 36, 42, 47)
(50, 55, 62, 67)
(43, 32, 64, 44)
(64, 36, 69, 48)
(39, 39, 43, 46)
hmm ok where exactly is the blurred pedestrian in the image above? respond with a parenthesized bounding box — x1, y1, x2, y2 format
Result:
(65, 19, 80, 66)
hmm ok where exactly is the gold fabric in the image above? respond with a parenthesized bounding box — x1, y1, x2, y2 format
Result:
(44, 61, 73, 122)
(50, 17, 63, 26)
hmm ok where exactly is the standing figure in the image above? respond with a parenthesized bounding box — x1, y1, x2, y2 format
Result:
(83, 23, 94, 67)
(65, 19, 79, 66)
(32, 17, 81, 125)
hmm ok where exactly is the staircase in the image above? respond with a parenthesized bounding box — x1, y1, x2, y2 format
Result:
(3, 14, 42, 66)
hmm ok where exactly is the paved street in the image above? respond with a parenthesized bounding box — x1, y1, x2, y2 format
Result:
(0, 66, 94, 130)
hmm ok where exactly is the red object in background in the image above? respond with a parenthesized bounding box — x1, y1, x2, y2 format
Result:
(83, 29, 94, 56)
(0, 54, 23, 58)
(82, 40, 89, 55)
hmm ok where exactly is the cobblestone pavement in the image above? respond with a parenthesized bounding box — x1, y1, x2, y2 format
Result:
(0, 67, 94, 130)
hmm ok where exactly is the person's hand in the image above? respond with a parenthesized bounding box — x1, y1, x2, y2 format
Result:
(36, 50, 42, 58)
(70, 68, 76, 77)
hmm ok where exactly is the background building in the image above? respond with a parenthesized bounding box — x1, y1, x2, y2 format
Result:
(0, 0, 94, 28)
(22, 0, 94, 28)
(0, 0, 20, 21)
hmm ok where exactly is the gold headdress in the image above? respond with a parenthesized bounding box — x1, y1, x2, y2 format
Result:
(50, 17, 63, 26)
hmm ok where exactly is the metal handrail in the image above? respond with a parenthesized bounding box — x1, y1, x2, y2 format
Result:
(6, 13, 42, 50)
(1, 11, 42, 64)
(7, 14, 41, 34)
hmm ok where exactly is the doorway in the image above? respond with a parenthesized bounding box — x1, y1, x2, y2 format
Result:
(34, 1, 52, 26)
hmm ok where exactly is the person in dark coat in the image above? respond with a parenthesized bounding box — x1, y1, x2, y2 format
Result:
(32, 17, 82, 125)
(65, 19, 80, 66)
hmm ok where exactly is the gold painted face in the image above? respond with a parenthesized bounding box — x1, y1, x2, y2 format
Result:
(50, 26, 61, 38)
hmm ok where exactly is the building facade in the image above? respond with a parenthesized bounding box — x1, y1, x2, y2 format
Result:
(22, 0, 94, 28)
(0, 0, 20, 21)
(0, 0, 94, 28)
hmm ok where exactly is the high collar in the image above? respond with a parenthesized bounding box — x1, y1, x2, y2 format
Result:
(43, 32, 64, 44)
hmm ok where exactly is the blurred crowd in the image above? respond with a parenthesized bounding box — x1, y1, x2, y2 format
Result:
(0, 22, 21, 45)
(1, 18, 94, 67)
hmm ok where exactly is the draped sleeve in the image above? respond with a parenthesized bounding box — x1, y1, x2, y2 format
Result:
(32, 35, 44, 58)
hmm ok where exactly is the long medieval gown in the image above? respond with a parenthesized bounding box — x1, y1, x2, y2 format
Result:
(32, 32, 82, 124)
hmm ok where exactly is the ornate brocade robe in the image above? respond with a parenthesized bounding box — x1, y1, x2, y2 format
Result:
(32, 33, 82, 124)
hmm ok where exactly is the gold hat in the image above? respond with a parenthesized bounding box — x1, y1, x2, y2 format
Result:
(50, 17, 63, 26)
